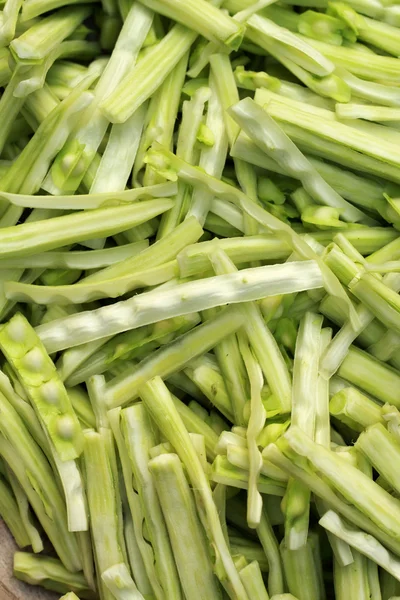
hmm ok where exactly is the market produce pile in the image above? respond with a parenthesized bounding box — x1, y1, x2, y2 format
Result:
(3, 0, 400, 599)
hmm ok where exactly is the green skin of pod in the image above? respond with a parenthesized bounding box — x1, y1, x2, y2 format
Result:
(0, 312, 83, 461)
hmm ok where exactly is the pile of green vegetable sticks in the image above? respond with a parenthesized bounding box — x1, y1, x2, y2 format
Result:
(3, 0, 400, 598)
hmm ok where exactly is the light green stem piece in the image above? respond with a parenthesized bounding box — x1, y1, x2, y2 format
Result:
(149, 453, 222, 599)
(100, 24, 197, 123)
(0, 474, 31, 548)
(122, 403, 183, 599)
(106, 305, 245, 408)
(10, 5, 91, 61)
(239, 561, 270, 600)
(13, 552, 92, 598)
(0, 199, 173, 259)
(330, 387, 383, 432)
(83, 428, 129, 600)
(139, 376, 251, 599)
(137, 0, 244, 49)
(320, 510, 400, 582)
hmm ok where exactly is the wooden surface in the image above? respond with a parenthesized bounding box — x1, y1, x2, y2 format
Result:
(0, 520, 57, 600)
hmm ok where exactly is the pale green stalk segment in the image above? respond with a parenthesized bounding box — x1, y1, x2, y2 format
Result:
(10, 5, 91, 61)
(265, 98, 400, 175)
(283, 312, 322, 551)
(202, 307, 247, 426)
(280, 426, 400, 540)
(108, 408, 161, 599)
(0, 199, 173, 259)
(83, 216, 203, 283)
(0, 0, 23, 47)
(263, 442, 400, 557)
(315, 328, 332, 448)
(36, 259, 323, 353)
(101, 563, 145, 600)
(121, 404, 183, 599)
(137, 0, 244, 48)
(186, 70, 228, 226)
(236, 332, 265, 528)
(139, 377, 250, 599)
(100, 25, 197, 124)
(0, 401, 80, 571)
(142, 52, 188, 187)
(333, 549, 370, 600)
(185, 355, 234, 422)
(246, 13, 334, 76)
(13, 553, 91, 598)
(320, 510, 400, 582)
(83, 428, 128, 600)
(0, 313, 83, 461)
(280, 536, 325, 600)
(239, 563, 270, 600)
(0, 475, 31, 548)
(212, 455, 287, 496)
(157, 87, 210, 237)
(298, 35, 400, 82)
(330, 387, 383, 432)
(356, 423, 400, 496)
(336, 103, 400, 122)
(149, 453, 223, 600)
(0, 368, 49, 453)
(2, 182, 177, 210)
(106, 305, 245, 408)
(44, 1, 154, 195)
(91, 101, 148, 194)
(256, 508, 285, 595)
(6, 466, 43, 552)
(0, 240, 148, 270)
(0, 69, 27, 161)
(209, 53, 240, 147)
(229, 96, 373, 224)
(5, 259, 179, 305)
(338, 346, 400, 407)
